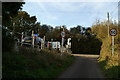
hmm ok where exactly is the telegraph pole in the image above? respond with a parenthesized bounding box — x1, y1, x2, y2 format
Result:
(107, 12, 110, 38)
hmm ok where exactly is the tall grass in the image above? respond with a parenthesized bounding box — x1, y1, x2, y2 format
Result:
(98, 36, 119, 79)
(98, 59, 119, 79)
(3, 47, 75, 78)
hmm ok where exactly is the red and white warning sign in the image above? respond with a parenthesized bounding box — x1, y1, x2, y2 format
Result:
(61, 31, 65, 38)
(110, 29, 117, 36)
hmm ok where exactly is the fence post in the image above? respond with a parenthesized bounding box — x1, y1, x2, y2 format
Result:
(32, 30, 34, 48)
(43, 36, 45, 49)
(21, 32, 24, 46)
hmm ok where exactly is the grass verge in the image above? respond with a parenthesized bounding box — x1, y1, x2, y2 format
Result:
(3, 47, 75, 79)
(98, 60, 120, 79)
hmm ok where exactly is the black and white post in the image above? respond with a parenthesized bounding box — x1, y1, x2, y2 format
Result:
(61, 31, 65, 55)
(112, 36, 114, 56)
(110, 29, 117, 56)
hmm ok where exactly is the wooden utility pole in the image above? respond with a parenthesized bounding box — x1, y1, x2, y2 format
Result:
(107, 12, 110, 38)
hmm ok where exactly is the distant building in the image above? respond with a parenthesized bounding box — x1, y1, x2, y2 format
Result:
(66, 38, 71, 49)
(47, 41, 60, 49)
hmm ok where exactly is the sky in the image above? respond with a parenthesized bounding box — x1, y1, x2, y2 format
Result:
(22, 0, 119, 29)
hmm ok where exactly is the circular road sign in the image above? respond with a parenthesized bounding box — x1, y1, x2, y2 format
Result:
(61, 31, 65, 37)
(110, 29, 117, 36)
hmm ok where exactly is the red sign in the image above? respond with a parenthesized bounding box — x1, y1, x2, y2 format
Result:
(110, 29, 117, 36)
(61, 31, 65, 38)
(34, 36, 37, 39)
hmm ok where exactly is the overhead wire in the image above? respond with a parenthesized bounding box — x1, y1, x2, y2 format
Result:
(109, 2, 120, 20)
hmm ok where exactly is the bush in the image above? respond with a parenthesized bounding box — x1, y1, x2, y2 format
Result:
(2, 29, 15, 52)
(98, 60, 119, 79)
(3, 47, 75, 78)
(71, 36, 102, 54)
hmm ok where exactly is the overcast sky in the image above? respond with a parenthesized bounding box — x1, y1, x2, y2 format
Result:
(22, 0, 119, 29)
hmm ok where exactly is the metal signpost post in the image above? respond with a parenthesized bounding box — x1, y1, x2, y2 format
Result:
(112, 36, 114, 56)
(61, 31, 65, 55)
(110, 29, 117, 56)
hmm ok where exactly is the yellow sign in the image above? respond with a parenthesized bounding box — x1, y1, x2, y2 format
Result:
(25, 40, 32, 42)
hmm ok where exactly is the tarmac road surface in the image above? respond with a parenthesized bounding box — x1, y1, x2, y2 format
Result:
(57, 54, 105, 79)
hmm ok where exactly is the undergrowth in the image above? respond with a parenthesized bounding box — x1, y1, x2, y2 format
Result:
(3, 47, 75, 79)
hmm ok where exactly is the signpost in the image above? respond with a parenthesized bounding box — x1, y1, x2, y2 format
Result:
(61, 31, 65, 55)
(61, 31, 65, 38)
(110, 29, 117, 56)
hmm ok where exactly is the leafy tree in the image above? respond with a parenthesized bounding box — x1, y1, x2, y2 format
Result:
(39, 24, 50, 38)
(2, 2, 25, 52)
(70, 27, 79, 35)
(2, 2, 25, 27)
(46, 26, 61, 42)
(69, 25, 102, 54)
(70, 25, 82, 35)
(45, 25, 71, 45)
(33, 22, 41, 34)
(91, 20, 119, 60)
(71, 33, 102, 54)
(84, 27, 92, 37)
(9, 11, 38, 39)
